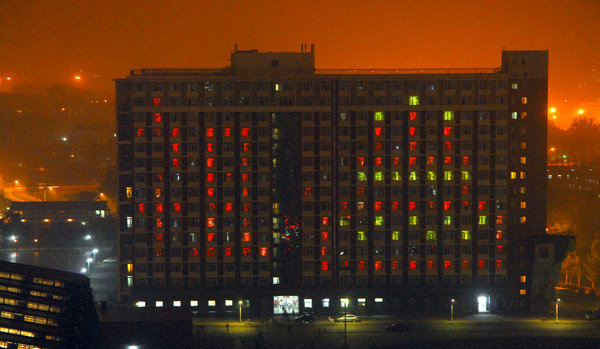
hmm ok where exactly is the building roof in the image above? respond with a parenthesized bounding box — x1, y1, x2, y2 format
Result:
(10, 201, 108, 211)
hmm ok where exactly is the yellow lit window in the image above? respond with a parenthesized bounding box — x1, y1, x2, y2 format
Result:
(511, 83, 518, 89)
(461, 171, 470, 180)
(409, 171, 417, 180)
(358, 172, 367, 181)
(374, 111, 385, 121)
(392, 231, 400, 240)
(520, 216, 527, 223)
(512, 112, 518, 119)
(520, 201, 526, 209)
(273, 203, 279, 214)
(521, 97, 527, 104)
(357, 231, 366, 241)
(479, 216, 487, 225)
(374, 172, 384, 181)
(510, 171, 517, 179)
(127, 263, 133, 273)
(520, 171, 526, 179)
(444, 111, 454, 121)
(409, 96, 419, 105)
(461, 230, 471, 240)
(392, 172, 400, 181)
(444, 216, 451, 225)
(520, 289, 526, 295)
(427, 171, 436, 181)
(375, 216, 384, 226)
(426, 231, 436, 240)
(409, 216, 418, 225)
(520, 157, 526, 164)
(444, 171, 453, 180)
(126, 187, 133, 199)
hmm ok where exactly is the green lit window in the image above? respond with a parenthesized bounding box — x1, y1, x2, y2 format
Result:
(392, 231, 400, 240)
(444, 111, 454, 121)
(426, 231, 436, 240)
(374, 172, 384, 181)
(374, 111, 385, 121)
(461, 171, 470, 180)
(375, 216, 384, 226)
(409, 96, 419, 106)
(461, 230, 471, 240)
(427, 171, 436, 181)
(409, 216, 418, 225)
(479, 216, 487, 225)
(358, 172, 367, 181)
(444, 171, 453, 180)
(443, 216, 451, 225)
(392, 172, 400, 181)
(357, 231, 366, 241)
(409, 172, 418, 181)
(339, 217, 350, 226)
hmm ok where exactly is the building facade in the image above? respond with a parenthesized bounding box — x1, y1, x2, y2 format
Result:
(116, 48, 548, 316)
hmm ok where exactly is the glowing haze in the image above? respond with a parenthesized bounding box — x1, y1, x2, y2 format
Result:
(1, 0, 598, 129)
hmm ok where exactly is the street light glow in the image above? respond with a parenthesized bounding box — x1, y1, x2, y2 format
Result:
(74, 75, 81, 80)
(549, 107, 556, 113)
(578, 109, 585, 115)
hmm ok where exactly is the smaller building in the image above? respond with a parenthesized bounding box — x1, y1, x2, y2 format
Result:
(9, 201, 109, 226)
(547, 162, 600, 194)
(0, 260, 99, 348)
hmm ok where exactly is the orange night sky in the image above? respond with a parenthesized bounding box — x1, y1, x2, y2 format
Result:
(0, 0, 598, 129)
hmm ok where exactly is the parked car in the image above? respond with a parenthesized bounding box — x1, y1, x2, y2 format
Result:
(333, 314, 360, 322)
(386, 323, 410, 332)
(294, 313, 315, 324)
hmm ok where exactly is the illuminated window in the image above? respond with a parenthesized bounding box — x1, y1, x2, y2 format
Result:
(242, 232, 251, 242)
(409, 127, 416, 136)
(225, 248, 232, 256)
(496, 260, 504, 269)
(479, 216, 487, 225)
(260, 247, 268, 257)
(241, 128, 250, 137)
(242, 247, 252, 256)
(375, 261, 383, 271)
(357, 157, 365, 166)
(374, 111, 384, 121)
(427, 171, 436, 181)
(207, 233, 215, 242)
(126, 187, 133, 199)
(392, 157, 400, 165)
(357, 172, 367, 181)
(443, 216, 451, 225)
(409, 142, 417, 151)
(426, 231, 436, 240)
(461, 230, 471, 240)
(356, 187, 365, 195)
(392, 172, 400, 181)
(206, 128, 214, 137)
(478, 201, 486, 210)
(409, 96, 419, 105)
(520, 216, 527, 223)
(224, 128, 231, 137)
(322, 217, 328, 226)
(409, 216, 418, 225)
(138, 203, 145, 213)
(242, 173, 249, 182)
(444, 201, 452, 210)
(155, 203, 163, 213)
(244, 203, 250, 212)
(444, 111, 454, 121)
(392, 201, 399, 210)
(374, 202, 382, 211)
(444, 127, 452, 136)
(444, 141, 452, 150)
(409, 171, 417, 180)
(461, 186, 469, 195)
(171, 143, 180, 152)
(520, 171, 526, 179)
(375, 141, 383, 150)
(207, 158, 215, 167)
(461, 171, 470, 180)
(521, 97, 527, 104)
(375, 157, 383, 166)
(426, 156, 434, 165)
(375, 216, 383, 225)
(392, 261, 399, 270)
(427, 261, 435, 270)
(357, 231, 366, 241)
(304, 187, 312, 196)
(409, 261, 417, 270)
(172, 128, 180, 137)
(339, 217, 350, 226)
(207, 248, 216, 257)
(478, 260, 486, 269)
(409, 111, 417, 120)
(155, 233, 163, 242)
(428, 201, 435, 209)
(153, 112, 162, 122)
(521, 112, 527, 119)
(409, 201, 416, 210)
(172, 158, 180, 168)
(207, 188, 215, 197)
(206, 143, 214, 152)
(321, 232, 329, 241)
(241, 158, 248, 167)
(512, 83, 518, 89)
(374, 172, 384, 181)
(409, 157, 417, 166)
(444, 171, 453, 180)
(444, 156, 452, 165)
(392, 231, 400, 240)
(321, 261, 328, 271)
(521, 142, 527, 149)
(520, 289, 527, 295)
(153, 128, 162, 137)
(155, 248, 163, 256)
(207, 218, 215, 227)
(462, 156, 469, 165)
(520, 157, 526, 164)
(153, 97, 161, 106)
(225, 203, 233, 212)
(340, 201, 349, 210)
(496, 215, 503, 224)
(374, 127, 382, 136)
(520, 186, 526, 194)
(443, 260, 452, 270)
(520, 201, 526, 209)
(136, 128, 145, 137)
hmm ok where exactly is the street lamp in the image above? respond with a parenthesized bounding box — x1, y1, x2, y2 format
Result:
(92, 248, 99, 259)
(238, 300, 243, 323)
(341, 298, 349, 348)
(451, 299, 455, 323)
(80, 267, 87, 273)
(86, 257, 93, 271)
(555, 298, 561, 323)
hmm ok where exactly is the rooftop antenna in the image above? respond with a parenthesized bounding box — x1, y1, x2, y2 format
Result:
(311, 44, 314, 53)
(234, 43, 238, 52)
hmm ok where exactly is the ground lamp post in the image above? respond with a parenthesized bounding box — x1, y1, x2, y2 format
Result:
(341, 298, 349, 348)
(239, 300, 243, 323)
(451, 299, 455, 323)
(555, 298, 560, 323)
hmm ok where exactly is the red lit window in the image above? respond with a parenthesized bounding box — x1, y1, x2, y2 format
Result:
(343, 261, 349, 269)
(153, 97, 161, 106)
(207, 248, 216, 257)
(358, 261, 366, 270)
(409, 157, 417, 166)
(155, 174, 163, 182)
(155, 219, 163, 228)
(243, 247, 251, 256)
(241, 128, 250, 137)
(243, 203, 250, 212)
(206, 143, 214, 152)
(461, 260, 469, 270)
(224, 128, 231, 137)
(172, 128, 180, 137)
(207, 173, 215, 182)
(356, 187, 365, 195)
(496, 216, 503, 224)
(207, 233, 215, 242)
(409, 261, 417, 270)
(375, 261, 383, 271)
(444, 156, 452, 165)
(444, 260, 452, 269)
(173, 203, 181, 212)
(260, 247, 268, 257)
(444, 141, 452, 150)
(321, 246, 327, 256)
(207, 218, 215, 227)
(357, 157, 365, 166)
(154, 113, 162, 122)
(225, 202, 233, 212)
(374, 202, 382, 211)
(497, 245, 504, 254)
(172, 158, 179, 167)
(137, 128, 145, 137)
(241, 158, 248, 166)
(155, 233, 163, 242)
(478, 260, 486, 269)
(392, 202, 399, 210)
(206, 128, 214, 137)
(243, 143, 250, 152)
(427, 260, 435, 270)
(496, 230, 503, 240)
(153, 128, 162, 137)
(243, 217, 249, 226)
(226, 173, 233, 182)
(340, 201, 349, 210)
(461, 186, 469, 195)
(155, 203, 163, 213)
(321, 261, 328, 271)
(478, 201, 486, 210)
(409, 142, 417, 151)
(428, 201, 435, 209)
(225, 248, 232, 257)
(208, 203, 216, 211)
(242, 188, 248, 197)
(375, 157, 383, 166)
(409, 201, 416, 211)
(462, 201, 470, 209)
(392, 261, 399, 270)
(304, 187, 312, 196)
(496, 260, 503, 269)
(409, 111, 417, 120)
(444, 201, 452, 210)
(155, 248, 163, 257)
(192, 248, 199, 257)
(171, 143, 180, 152)
(374, 127, 382, 136)
(375, 142, 382, 150)
(393, 157, 400, 165)
(426, 156, 434, 165)
(207, 188, 215, 197)
(462, 156, 469, 165)
(321, 232, 328, 241)
(409, 127, 416, 136)
(242, 232, 251, 242)
(138, 203, 145, 213)
(207, 158, 215, 167)
(321, 217, 328, 226)
(242, 173, 249, 182)
(444, 127, 452, 136)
